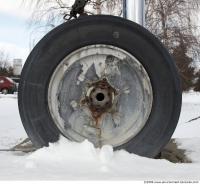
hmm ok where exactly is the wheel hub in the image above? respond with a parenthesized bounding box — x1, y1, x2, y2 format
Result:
(83, 78, 117, 120)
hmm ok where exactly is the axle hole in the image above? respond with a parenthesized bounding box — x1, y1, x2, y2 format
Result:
(96, 93, 105, 102)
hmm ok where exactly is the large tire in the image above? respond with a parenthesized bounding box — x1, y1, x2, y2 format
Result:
(18, 15, 182, 158)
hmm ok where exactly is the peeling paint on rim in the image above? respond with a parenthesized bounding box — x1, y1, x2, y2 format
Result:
(48, 45, 153, 147)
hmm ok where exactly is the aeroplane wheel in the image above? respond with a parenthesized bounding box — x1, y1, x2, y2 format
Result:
(18, 15, 182, 158)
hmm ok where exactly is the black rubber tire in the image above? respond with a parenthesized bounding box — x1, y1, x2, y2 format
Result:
(18, 15, 182, 158)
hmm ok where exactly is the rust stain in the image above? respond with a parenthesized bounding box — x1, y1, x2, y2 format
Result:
(82, 78, 117, 128)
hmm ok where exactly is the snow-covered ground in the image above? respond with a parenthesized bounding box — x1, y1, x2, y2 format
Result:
(0, 92, 200, 180)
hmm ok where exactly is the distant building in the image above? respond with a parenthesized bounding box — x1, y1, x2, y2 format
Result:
(13, 59, 22, 76)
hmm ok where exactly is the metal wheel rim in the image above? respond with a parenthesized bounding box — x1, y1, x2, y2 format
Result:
(48, 45, 153, 147)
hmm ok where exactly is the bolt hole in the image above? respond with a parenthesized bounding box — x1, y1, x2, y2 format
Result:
(96, 93, 105, 102)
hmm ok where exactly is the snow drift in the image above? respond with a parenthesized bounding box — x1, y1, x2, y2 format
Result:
(0, 92, 200, 180)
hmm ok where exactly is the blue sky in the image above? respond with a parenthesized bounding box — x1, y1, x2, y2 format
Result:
(0, 0, 42, 62)
(0, 12, 28, 47)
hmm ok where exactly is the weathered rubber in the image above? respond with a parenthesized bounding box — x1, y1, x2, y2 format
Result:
(18, 15, 182, 158)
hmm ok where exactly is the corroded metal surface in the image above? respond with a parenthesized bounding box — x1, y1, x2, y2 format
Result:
(48, 45, 153, 147)
(82, 78, 117, 123)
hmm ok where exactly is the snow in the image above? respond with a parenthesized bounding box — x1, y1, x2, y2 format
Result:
(173, 91, 200, 138)
(0, 94, 27, 149)
(177, 138, 200, 163)
(0, 92, 200, 180)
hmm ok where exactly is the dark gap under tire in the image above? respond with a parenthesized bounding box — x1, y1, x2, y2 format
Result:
(18, 15, 182, 158)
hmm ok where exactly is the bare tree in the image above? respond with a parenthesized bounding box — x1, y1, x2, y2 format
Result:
(146, 0, 200, 49)
(0, 50, 9, 69)
(28, 0, 200, 91)
(145, 0, 200, 91)
(89, 0, 123, 15)
(0, 50, 13, 77)
(194, 71, 200, 91)
(28, 0, 123, 29)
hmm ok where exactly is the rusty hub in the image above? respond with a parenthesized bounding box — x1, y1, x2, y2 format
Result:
(84, 78, 117, 119)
